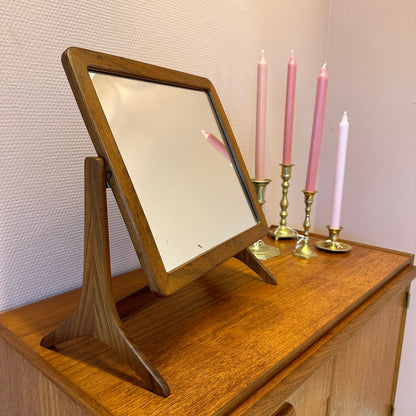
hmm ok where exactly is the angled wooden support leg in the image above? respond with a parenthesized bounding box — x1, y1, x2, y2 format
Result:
(41, 156, 170, 397)
(234, 248, 277, 285)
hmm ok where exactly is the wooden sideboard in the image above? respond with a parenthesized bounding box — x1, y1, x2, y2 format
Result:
(0, 235, 414, 415)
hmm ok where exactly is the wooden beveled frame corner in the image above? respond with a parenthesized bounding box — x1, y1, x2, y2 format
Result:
(62, 47, 269, 296)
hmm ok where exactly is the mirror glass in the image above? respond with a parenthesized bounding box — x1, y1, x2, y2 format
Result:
(89, 71, 258, 272)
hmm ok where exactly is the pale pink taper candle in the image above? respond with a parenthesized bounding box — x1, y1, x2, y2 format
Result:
(329, 112, 349, 230)
(255, 50, 268, 180)
(201, 130, 231, 161)
(283, 50, 297, 165)
(305, 63, 328, 192)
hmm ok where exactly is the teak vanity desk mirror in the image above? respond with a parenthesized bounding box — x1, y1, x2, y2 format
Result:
(41, 47, 276, 396)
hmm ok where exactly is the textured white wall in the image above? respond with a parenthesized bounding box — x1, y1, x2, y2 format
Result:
(320, 1, 416, 414)
(0, 0, 330, 310)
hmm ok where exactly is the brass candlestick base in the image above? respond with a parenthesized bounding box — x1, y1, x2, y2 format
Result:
(271, 225, 298, 240)
(316, 226, 352, 253)
(293, 191, 317, 259)
(249, 179, 280, 260)
(269, 164, 297, 240)
(249, 240, 281, 260)
(293, 237, 317, 259)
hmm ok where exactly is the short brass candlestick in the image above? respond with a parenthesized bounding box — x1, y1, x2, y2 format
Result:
(249, 179, 280, 260)
(316, 226, 352, 252)
(293, 190, 317, 259)
(269, 164, 297, 240)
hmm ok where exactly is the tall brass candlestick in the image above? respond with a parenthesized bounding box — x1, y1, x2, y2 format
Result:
(293, 190, 317, 259)
(250, 179, 280, 260)
(270, 164, 297, 240)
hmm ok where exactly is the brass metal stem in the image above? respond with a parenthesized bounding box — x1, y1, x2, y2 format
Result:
(302, 191, 315, 239)
(269, 164, 297, 240)
(279, 164, 292, 226)
(293, 190, 317, 259)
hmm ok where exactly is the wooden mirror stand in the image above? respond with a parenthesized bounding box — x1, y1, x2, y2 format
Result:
(62, 47, 274, 297)
(40, 157, 276, 397)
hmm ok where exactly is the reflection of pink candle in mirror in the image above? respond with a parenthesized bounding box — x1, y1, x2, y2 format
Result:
(305, 63, 328, 192)
(329, 112, 349, 230)
(283, 50, 297, 165)
(201, 130, 231, 161)
(255, 50, 268, 180)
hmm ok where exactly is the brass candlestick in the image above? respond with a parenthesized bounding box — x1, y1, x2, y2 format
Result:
(316, 226, 352, 252)
(251, 179, 271, 205)
(293, 190, 317, 259)
(269, 164, 297, 240)
(249, 179, 280, 260)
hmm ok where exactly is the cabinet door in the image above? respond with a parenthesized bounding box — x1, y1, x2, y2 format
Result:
(240, 356, 333, 416)
(285, 358, 332, 416)
(329, 290, 406, 415)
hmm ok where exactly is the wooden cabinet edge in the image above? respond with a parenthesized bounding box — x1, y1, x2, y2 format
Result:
(0, 336, 94, 416)
(389, 285, 412, 410)
(0, 324, 109, 416)
(227, 266, 416, 416)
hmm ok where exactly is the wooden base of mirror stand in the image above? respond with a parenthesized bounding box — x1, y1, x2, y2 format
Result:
(40, 157, 170, 397)
(40, 156, 276, 398)
(234, 248, 277, 285)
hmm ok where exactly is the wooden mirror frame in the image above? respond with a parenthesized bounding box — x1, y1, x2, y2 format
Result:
(62, 47, 269, 296)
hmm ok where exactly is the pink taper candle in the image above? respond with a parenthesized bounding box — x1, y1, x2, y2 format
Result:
(201, 130, 231, 161)
(329, 112, 349, 229)
(305, 63, 328, 192)
(255, 50, 268, 180)
(283, 50, 297, 165)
